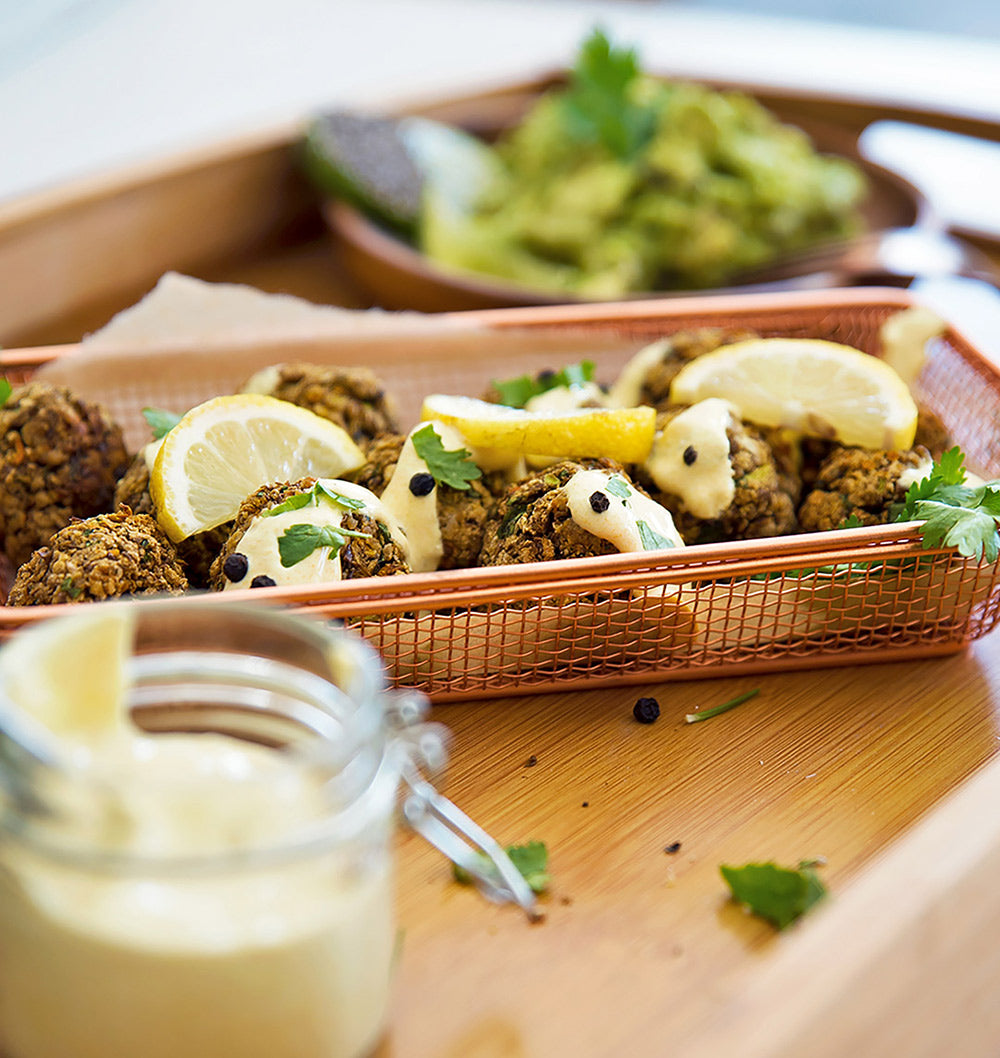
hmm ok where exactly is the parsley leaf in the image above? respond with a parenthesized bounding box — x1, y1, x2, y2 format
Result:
(605, 475, 631, 500)
(562, 29, 656, 160)
(637, 520, 675, 551)
(0, 378, 10, 408)
(411, 423, 481, 490)
(492, 361, 596, 409)
(265, 482, 367, 518)
(894, 446, 1000, 562)
(277, 522, 372, 567)
(453, 840, 550, 894)
(720, 860, 827, 930)
(142, 407, 183, 440)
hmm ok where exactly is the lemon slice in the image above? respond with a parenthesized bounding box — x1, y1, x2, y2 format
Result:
(151, 394, 365, 541)
(420, 394, 656, 463)
(0, 606, 134, 741)
(669, 338, 918, 450)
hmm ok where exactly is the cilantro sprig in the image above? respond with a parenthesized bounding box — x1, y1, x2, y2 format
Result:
(0, 378, 11, 408)
(411, 423, 481, 490)
(278, 522, 372, 568)
(561, 29, 656, 160)
(453, 840, 550, 895)
(720, 859, 827, 930)
(893, 446, 1000, 562)
(264, 481, 366, 519)
(142, 407, 183, 440)
(492, 361, 596, 409)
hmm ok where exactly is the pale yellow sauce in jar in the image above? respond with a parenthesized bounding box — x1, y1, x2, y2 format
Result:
(644, 399, 735, 519)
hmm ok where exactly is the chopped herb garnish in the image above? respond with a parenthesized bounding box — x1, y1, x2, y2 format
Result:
(411, 423, 481, 490)
(142, 407, 183, 440)
(453, 840, 550, 895)
(605, 475, 631, 500)
(561, 29, 656, 161)
(60, 576, 82, 599)
(264, 482, 366, 518)
(492, 360, 596, 408)
(0, 378, 11, 408)
(720, 859, 827, 930)
(637, 520, 675, 551)
(839, 513, 865, 530)
(685, 687, 759, 724)
(892, 446, 1000, 562)
(277, 522, 372, 567)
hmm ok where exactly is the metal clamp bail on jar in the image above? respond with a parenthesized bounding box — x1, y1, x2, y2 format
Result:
(383, 688, 540, 922)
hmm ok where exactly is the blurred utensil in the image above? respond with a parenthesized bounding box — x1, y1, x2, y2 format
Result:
(735, 227, 1000, 288)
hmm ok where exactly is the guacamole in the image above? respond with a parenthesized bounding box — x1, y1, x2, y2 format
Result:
(420, 34, 867, 296)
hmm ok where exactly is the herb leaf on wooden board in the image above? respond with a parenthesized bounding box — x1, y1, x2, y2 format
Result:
(720, 859, 827, 929)
(453, 840, 550, 894)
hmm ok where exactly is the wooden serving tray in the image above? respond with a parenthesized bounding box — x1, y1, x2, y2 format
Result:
(1, 86, 1000, 1058)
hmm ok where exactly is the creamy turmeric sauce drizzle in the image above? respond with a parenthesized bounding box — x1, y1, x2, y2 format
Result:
(524, 382, 606, 413)
(644, 398, 735, 519)
(379, 421, 473, 573)
(606, 339, 671, 409)
(563, 468, 683, 552)
(224, 479, 408, 589)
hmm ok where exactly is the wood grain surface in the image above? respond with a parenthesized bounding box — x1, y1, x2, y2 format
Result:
(379, 629, 1000, 1058)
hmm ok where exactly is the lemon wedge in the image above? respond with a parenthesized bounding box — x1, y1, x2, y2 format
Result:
(669, 338, 918, 450)
(0, 606, 135, 741)
(420, 394, 656, 463)
(150, 395, 365, 541)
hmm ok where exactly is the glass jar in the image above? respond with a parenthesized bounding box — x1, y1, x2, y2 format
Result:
(0, 602, 441, 1058)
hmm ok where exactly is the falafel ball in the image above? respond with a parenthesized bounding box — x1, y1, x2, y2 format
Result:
(7, 508, 188, 606)
(210, 477, 410, 591)
(354, 425, 503, 571)
(240, 362, 398, 447)
(913, 405, 953, 460)
(797, 446, 932, 531)
(0, 382, 129, 568)
(479, 459, 683, 566)
(113, 445, 230, 589)
(633, 400, 797, 544)
(607, 328, 760, 411)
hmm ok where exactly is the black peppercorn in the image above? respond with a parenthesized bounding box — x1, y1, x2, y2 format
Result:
(664, 841, 682, 854)
(589, 490, 610, 513)
(633, 696, 660, 724)
(250, 574, 277, 589)
(409, 472, 435, 497)
(222, 552, 249, 582)
(537, 368, 556, 383)
(683, 445, 698, 466)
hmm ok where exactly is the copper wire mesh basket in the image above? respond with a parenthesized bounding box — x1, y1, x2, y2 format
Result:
(2, 289, 998, 700)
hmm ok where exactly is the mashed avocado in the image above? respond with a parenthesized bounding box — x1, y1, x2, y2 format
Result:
(420, 32, 867, 296)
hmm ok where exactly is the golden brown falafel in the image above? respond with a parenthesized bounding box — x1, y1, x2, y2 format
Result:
(113, 449, 229, 589)
(7, 508, 188, 606)
(797, 446, 931, 532)
(210, 478, 410, 590)
(241, 362, 398, 446)
(0, 383, 129, 568)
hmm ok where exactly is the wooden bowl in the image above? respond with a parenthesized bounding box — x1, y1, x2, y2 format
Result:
(321, 73, 932, 311)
